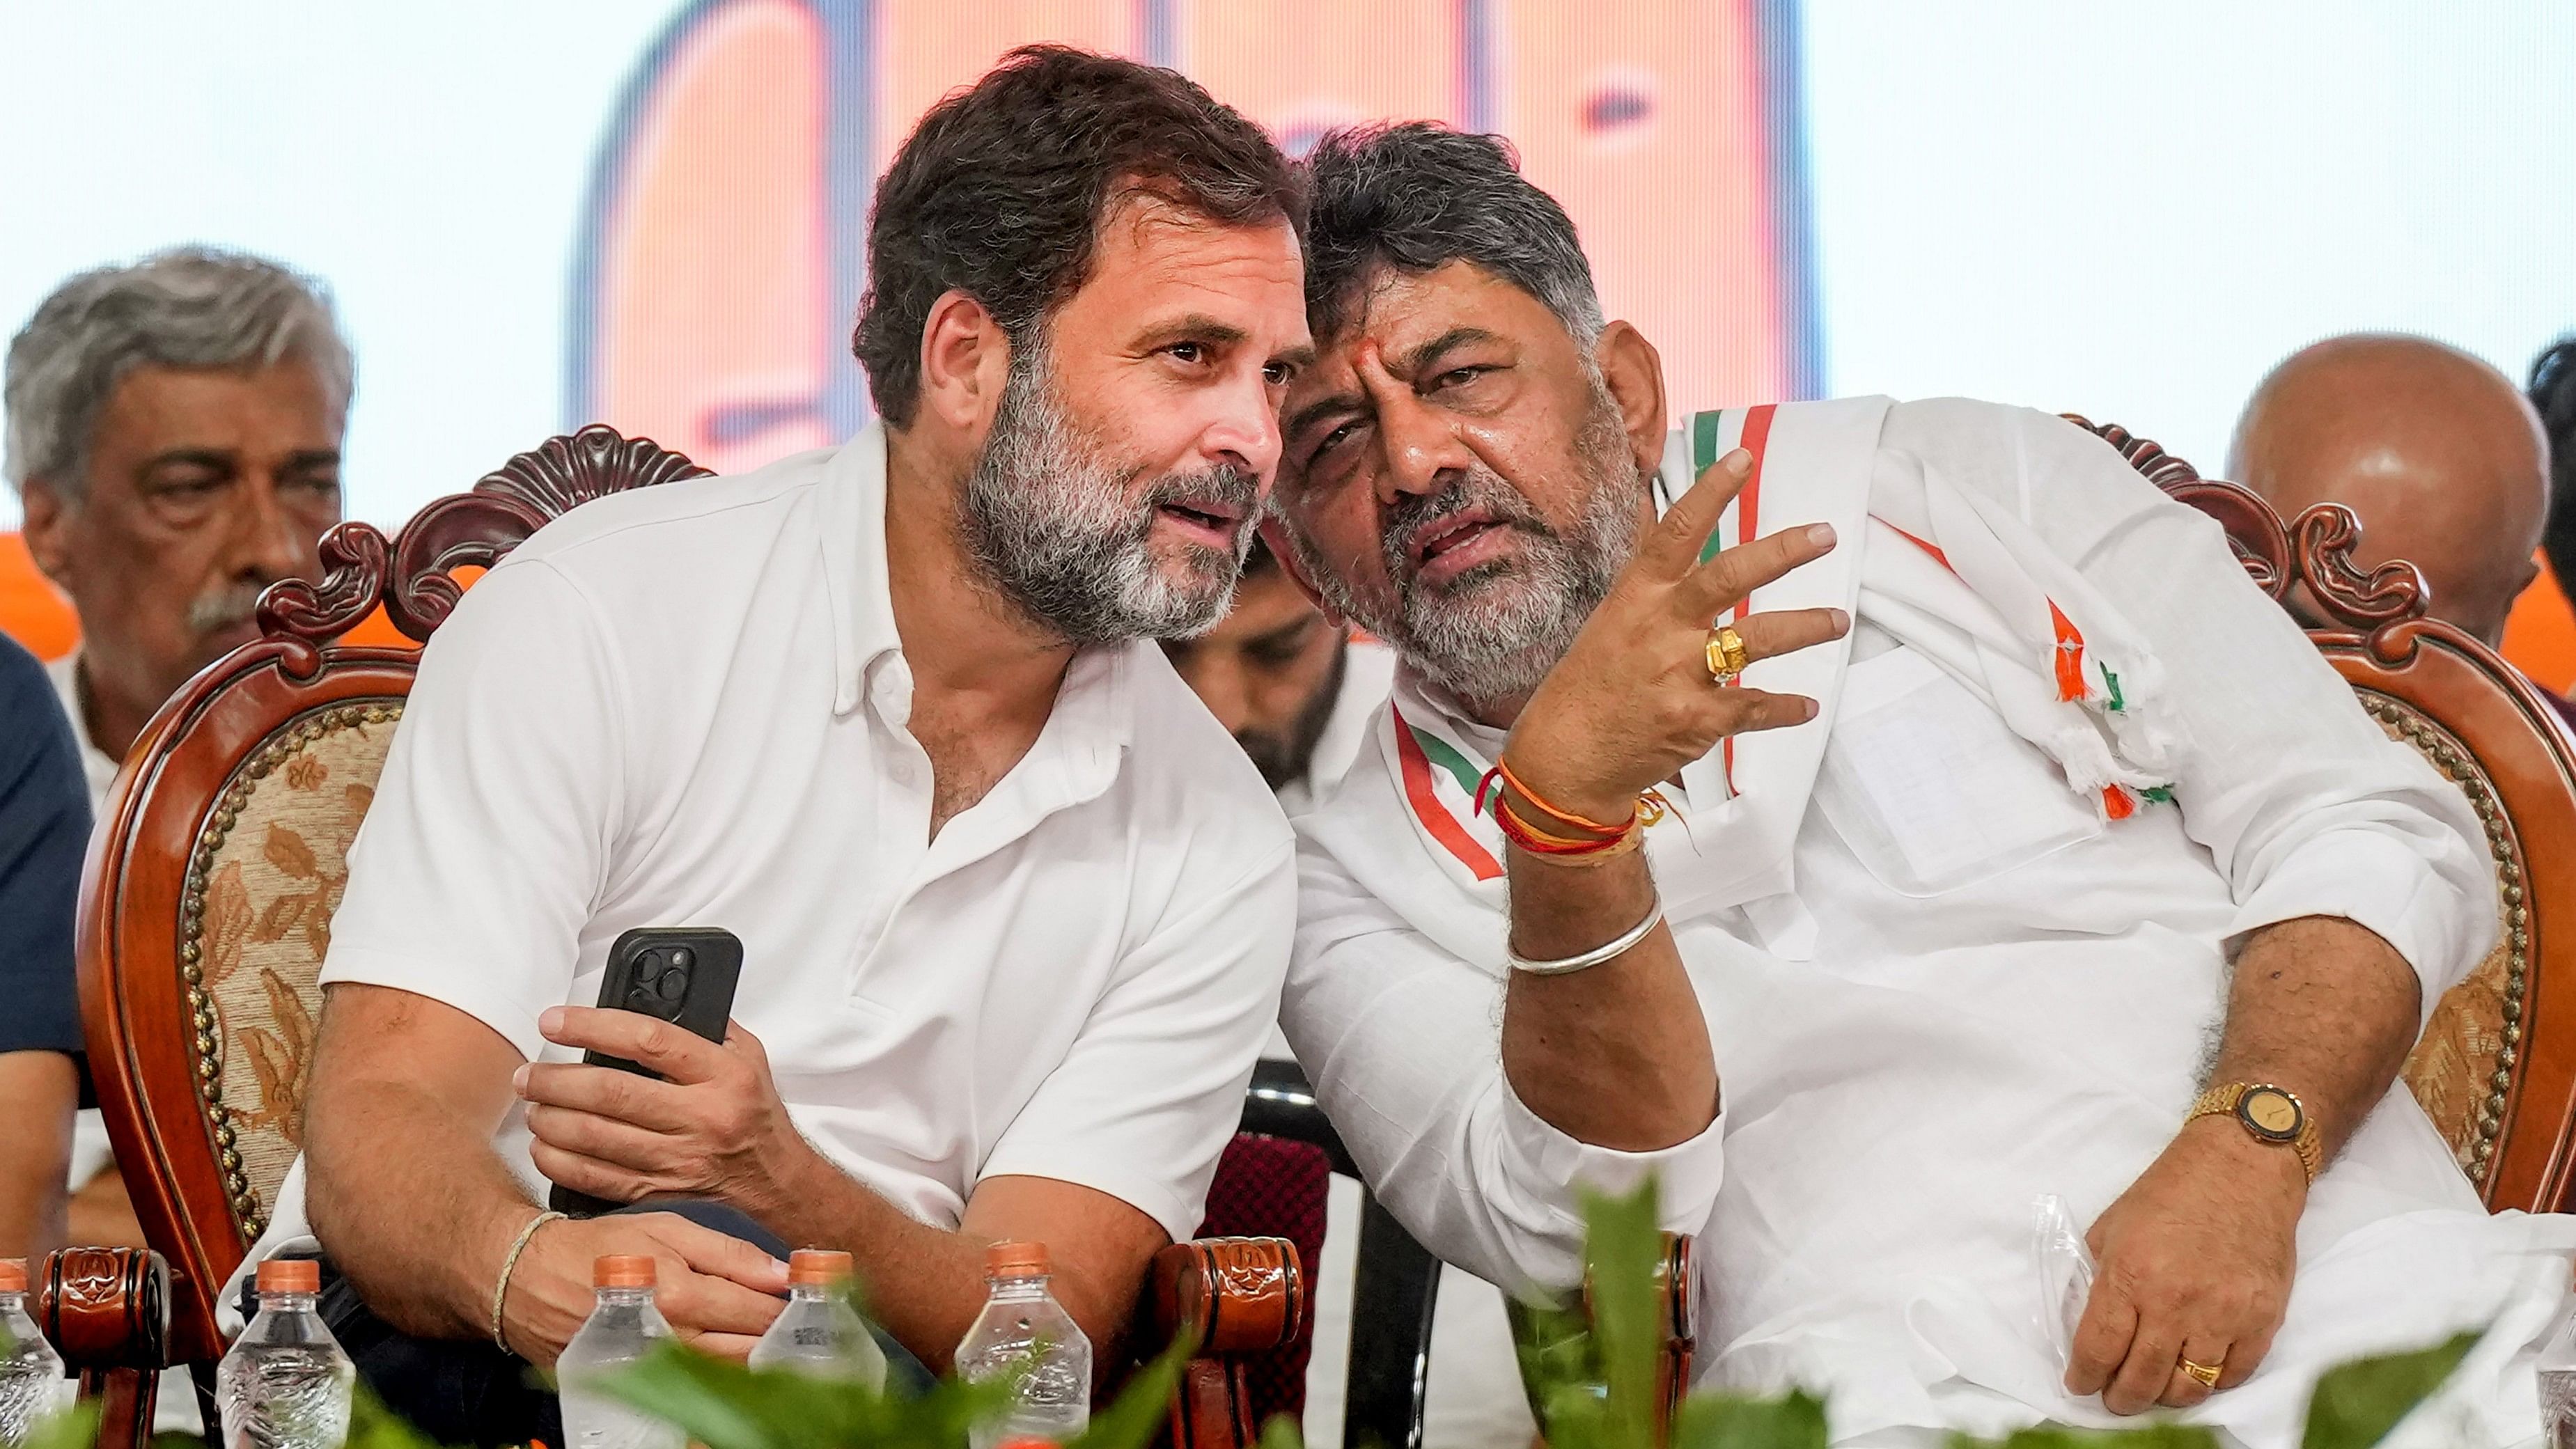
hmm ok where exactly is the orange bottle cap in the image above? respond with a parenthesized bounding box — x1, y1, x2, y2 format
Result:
(788, 1249, 854, 1286)
(594, 1254, 657, 1288)
(985, 1240, 1049, 1277)
(0, 1258, 26, 1292)
(256, 1259, 320, 1294)
(995, 1439, 1061, 1449)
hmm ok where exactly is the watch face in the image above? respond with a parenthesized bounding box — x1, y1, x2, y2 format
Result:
(2240, 1086, 2302, 1141)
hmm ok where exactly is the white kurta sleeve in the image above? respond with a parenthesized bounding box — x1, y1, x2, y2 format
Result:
(320, 558, 625, 1060)
(1281, 833, 1726, 1297)
(1892, 401, 2497, 1020)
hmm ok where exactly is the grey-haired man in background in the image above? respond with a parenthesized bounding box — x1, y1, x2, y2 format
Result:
(3, 245, 350, 1247)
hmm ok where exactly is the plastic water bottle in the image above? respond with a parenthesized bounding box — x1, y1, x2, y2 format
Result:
(556, 1255, 684, 1449)
(955, 1242, 1090, 1449)
(215, 1259, 353, 1449)
(2539, 1303, 2576, 1448)
(0, 1259, 70, 1447)
(748, 1251, 886, 1389)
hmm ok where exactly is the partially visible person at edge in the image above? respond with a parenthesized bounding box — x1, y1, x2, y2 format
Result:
(3, 246, 348, 1251)
(1265, 123, 2568, 1449)
(2530, 337, 2576, 727)
(1162, 534, 1395, 814)
(0, 632, 91, 1261)
(1164, 547, 1531, 1449)
(261, 48, 1306, 1447)
(2228, 333, 2549, 650)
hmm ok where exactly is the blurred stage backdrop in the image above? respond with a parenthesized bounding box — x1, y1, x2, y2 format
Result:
(3, 1, 2573, 674)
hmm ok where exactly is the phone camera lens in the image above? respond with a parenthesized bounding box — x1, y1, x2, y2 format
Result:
(655, 967, 687, 1001)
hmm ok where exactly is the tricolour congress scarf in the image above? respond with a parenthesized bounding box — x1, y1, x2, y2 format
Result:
(1311, 396, 2185, 967)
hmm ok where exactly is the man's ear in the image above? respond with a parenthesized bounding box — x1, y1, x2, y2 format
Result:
(17, 478, 77, 591)
(1257, 517, 1348, 630)
(914, 289, 1014, 434)
(1593, 320, 1668, 483)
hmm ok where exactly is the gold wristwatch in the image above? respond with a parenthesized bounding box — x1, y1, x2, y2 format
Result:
(2186, 1081, 2323, 1182)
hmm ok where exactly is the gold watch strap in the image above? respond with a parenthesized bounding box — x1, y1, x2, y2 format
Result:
(2187, 1081, 2322, 1182)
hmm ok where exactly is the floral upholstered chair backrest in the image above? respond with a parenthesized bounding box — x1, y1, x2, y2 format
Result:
(2373, 691, 2531, 1192)
(187, 698, 405, 1239)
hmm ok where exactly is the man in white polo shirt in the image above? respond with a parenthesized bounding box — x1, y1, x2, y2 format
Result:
(265, 49, 1310, 1444)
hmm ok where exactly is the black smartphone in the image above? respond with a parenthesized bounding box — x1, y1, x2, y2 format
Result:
(547, 926, 744, 1219)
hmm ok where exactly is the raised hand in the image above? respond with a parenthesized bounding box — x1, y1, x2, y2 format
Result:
(1504, 447, 1848, 820)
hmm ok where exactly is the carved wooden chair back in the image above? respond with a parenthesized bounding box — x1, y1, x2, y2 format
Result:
(68, 428, 709, 1404)
(2070, 418, 2576, 1210)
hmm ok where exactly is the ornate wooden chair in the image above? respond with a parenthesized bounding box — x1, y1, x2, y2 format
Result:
(41, 425, 1299, 1449)
(2071, 417, 2576, 1209)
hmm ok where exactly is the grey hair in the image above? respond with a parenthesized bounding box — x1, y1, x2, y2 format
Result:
(1299, 123, 1605, 347)
(4, 246, 353, 499)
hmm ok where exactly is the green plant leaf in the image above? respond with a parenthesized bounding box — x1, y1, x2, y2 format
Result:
(597, 1340, 1013, 1449)
(598, 1345, 827, 1449)
(2299, 1331, 2481, 1449)
(1067, 1333, 1190, 1449)
(1946, 1420, 2223, 1449)
(1579, 1180, 1666, 1449)
(345, 1381, 458, 1449)
(1673, 1391, 1828, 1449)
(1538, 1381, 1611, 1449)
(1254, 1409, 1307, 1449)
(21, 1402, 100, 1449)
(1511, 1292, 1598, 1414)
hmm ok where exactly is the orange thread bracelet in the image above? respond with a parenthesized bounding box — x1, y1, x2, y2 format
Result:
(1495, 801, 1616, 853)
(1494, 757, 1634, 837)
(1493, 797, 1642, 861)
(1476, 770, 1616, 850)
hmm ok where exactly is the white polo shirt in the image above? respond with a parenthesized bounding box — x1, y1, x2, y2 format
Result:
(244, 424, 1295, 1291)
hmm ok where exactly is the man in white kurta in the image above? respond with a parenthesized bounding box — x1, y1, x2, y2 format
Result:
(1266, 123, 2574, 1448)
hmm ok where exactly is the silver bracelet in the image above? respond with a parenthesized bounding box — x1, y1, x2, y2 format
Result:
(491, 1209, 565, 1352)
(1507, 899, 1665, 976)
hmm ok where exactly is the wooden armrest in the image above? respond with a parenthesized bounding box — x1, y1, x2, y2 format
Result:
(38, 1247, 173, 1374)
(1148, 1236, 1301, 1356)
(38, 1248, 178, 1449)
(1148, 1237, 1302, 1449)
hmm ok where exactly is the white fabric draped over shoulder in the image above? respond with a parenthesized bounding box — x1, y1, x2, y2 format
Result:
(1281, 396, 2570, 1449)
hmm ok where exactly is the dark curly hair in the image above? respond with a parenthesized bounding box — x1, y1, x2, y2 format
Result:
(1299, 122, 1602, 347)
(854, 46, 1302, 429)
(2531, 338, 2576, 595)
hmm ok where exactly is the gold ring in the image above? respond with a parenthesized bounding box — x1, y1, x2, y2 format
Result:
(1705, 625, 1750, 684)
(2178, 1357, 2222, 1389)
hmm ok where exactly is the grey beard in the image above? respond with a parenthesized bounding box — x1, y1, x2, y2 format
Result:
(1286, 390, 1642, 707)
(958, 349, 1256, 644)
